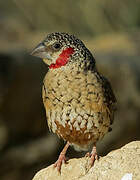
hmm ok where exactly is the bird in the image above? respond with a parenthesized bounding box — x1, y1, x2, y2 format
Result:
(31, 32, 117, 172)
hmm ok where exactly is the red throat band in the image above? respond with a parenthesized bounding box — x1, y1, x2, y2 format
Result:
(49, 47, 75, 69)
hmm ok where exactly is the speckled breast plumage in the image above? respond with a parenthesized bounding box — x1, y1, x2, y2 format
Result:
(42, 66, 115, 151)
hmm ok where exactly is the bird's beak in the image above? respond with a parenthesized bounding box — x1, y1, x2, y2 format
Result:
(30, 43, 51, 59)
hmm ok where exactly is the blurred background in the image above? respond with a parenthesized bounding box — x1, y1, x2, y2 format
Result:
(0, 0, 140, 179)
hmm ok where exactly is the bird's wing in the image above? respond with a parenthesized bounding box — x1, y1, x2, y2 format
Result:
(101, 75, 117, 108)
(100, 75, 117, 124)
(42, 81, 48, 106)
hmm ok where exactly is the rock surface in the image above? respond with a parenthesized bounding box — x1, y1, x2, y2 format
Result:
(33, 141, 140, 180)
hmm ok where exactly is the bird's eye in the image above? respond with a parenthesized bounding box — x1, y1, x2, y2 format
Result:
(53, 43, 61, 50)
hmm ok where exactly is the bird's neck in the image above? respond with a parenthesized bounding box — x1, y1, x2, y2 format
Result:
(49, 47, 75, 69)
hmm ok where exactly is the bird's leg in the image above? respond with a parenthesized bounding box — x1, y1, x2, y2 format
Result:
(90, 144, 98, 166)
(85, 144, 98, 166)
(54, 141, 70, 172)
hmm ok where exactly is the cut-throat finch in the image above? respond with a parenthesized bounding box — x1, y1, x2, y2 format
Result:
(31, 32, 116, 172)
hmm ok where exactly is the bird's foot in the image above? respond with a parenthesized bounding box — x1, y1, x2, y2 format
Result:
(54, 142, 70, 172)
(54, 153, 67, 172)
(85, 145, 98, 167)
(90, 148, 98, 167)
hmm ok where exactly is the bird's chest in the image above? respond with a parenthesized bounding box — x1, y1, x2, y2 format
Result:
(43, 69, 102, 106)
(43, 70, 89, 124)
(42, 70, 110, 146)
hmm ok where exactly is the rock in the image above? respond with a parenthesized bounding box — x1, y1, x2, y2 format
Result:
(32, 141, 140, 180)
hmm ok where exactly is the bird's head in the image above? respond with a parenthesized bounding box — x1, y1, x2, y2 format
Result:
(31, 32, 95, 70)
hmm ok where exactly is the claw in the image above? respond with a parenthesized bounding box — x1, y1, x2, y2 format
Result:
(85, 145, 98, 167)
(54, 142, 70, 172)
(90, 145, 98, 166)
(54, 154, 67, 172)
